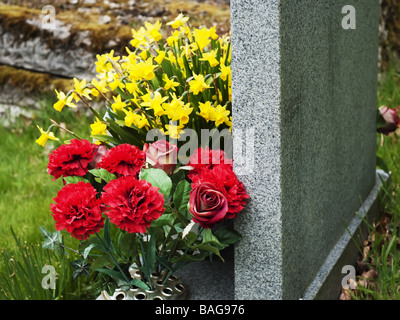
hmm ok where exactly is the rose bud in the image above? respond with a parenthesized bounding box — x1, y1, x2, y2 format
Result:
(144, 140, 178, 175)
(188, 182, 229, 229)
(377, 106, 400, 135)
(89, 144, 108, 169)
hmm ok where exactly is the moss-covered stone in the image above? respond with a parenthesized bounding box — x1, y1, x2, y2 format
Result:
(0, 65, 73, 94)
(0, 0, 230, 55)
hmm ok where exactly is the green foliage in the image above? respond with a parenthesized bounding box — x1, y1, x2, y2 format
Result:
(0, 227, 94, 300)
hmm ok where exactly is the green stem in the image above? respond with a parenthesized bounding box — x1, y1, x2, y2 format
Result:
(137, 235, 155, 290)
(95, 233, 132, 288)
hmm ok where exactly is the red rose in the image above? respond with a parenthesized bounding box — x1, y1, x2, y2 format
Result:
(101, 176, 165, 233)
(377, 106, 400, 135)
(189, 164, 249, 219)
(48, 139, 96, 180)
(98, 144, 145, 177)
(188, 182, 229, 228)
(50, 181, 105, 240)
(143, 140, 178, 175)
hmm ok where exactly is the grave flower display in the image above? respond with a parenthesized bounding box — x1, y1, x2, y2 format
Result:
(36, 14, 249, 299)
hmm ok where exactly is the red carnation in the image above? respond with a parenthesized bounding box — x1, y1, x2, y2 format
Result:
(50, 181, 105, 240)
(98, 144, 145, 177)
(48, 139, 96, 180)
(187, 147, 232, 181)
(101, 176, 165, 233)
(189, 164, 249, 219)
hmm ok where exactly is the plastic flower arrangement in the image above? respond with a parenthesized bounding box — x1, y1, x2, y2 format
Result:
(37, 14, 248, 296)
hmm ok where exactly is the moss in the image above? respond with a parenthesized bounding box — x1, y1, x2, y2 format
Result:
(0, 65, 73, 94)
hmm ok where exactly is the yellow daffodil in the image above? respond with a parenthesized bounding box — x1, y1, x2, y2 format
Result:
(197, 101, 216, 122)
(167, 30, 180, 47)
(131, 58, 155, 81)
(193, 27, 211, 52)
(125, 80, 139, 96)
(219, 63, 231, 81)
(154, 50, 166, 65)
(95, 50, 120, 74)
(124, 110, 149, 129)
(167, 13, 189, 29)
(141, 91, 168, 116)
(165, 122, 185, 139)
(163, 95, 193, 124)
(53, 90, 76, 112)
(166, 51, 177, 65)
(208, 26, 219, 40)
(111, 95, 127, 112)
(72, 78, 92, 102)
(131, 27, 149, 48)
(189, 73, 211, 95)
(162, 74, 180, 91)
(214, 105, 231, 127)
(90, 78, 109, 97)
(90, 118, 107, 136)
(199, 50, 219, 67)
(35, 126, 59, 147)
(145, 20, 162, 42)
(109, 78, 125, 91)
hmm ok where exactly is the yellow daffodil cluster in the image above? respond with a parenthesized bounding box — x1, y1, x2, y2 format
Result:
(37, 14, 231, 147)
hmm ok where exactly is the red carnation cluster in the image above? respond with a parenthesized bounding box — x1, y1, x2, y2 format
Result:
(101, 176, 165, 233)
(98, 143, 145, 177)
(50, 181, 105, 240)
(48, 139, 96, 180)
(187, 147, 232, 181)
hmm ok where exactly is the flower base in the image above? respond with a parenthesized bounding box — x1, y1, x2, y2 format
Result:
(100, 266, 188, 300)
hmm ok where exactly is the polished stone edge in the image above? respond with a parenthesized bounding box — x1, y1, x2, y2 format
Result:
(301, 169, 390, 300)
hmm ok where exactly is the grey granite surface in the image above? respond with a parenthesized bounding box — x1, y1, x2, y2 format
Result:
(231, 0, 380, 299)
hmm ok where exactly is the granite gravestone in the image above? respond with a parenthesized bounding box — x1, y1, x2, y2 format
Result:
(231, 0, 382, 300)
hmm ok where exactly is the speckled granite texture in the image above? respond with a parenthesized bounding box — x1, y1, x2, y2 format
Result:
(231, 0, 380, 299)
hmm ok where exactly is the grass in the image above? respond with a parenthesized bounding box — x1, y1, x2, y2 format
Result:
(0, 97, 93, 248)
(0, 96, 98, 300)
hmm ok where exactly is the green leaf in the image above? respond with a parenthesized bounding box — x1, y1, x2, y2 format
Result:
(118, 233, 138, 257)
(91, 134, 122, 146)
(150, 214, 175, 228)
(173, 180, 192, 215)
(130, 278, 151, 291)
(94, 268, 127, 283)
(83, 243, 98, 259)
(71, 259, 91, 280)
(193, 244, 224, 262)
(140, 168, 172, 199)
(213, 226, 242, 245)
(89, 169, 116, 183)
(40, 226, 61, 250)
(63, 176, 89, 184)
(201, 228, 221, 246)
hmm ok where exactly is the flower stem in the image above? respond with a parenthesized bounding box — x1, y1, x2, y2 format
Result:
(137, 235, 155, 290)
(50, 119, 82, 140)
(95, 233, 132, 288)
